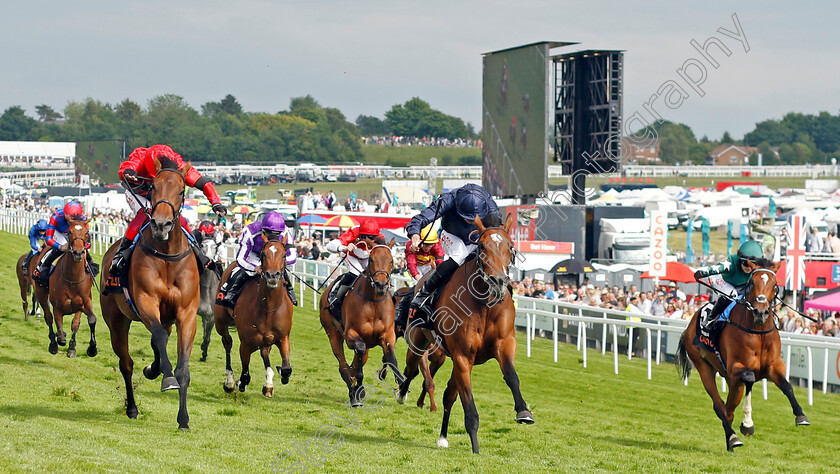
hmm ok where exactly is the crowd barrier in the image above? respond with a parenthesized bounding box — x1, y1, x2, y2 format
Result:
(3, 208, 839, 406)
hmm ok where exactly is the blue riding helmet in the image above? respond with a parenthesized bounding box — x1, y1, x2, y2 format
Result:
(35, 219, 49, 232)
(454, 187, 490, 221)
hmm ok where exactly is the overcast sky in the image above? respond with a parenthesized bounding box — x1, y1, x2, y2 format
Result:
(2, 1, 838, 140)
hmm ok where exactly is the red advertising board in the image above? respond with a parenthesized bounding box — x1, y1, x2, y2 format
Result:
(515, 241, 574, 254)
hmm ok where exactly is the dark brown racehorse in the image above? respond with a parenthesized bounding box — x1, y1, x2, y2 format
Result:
(30, 219, 98, 357)
(677, 260, 810, 451)
(100, 156, 200, 430)
(16, 251, 41, 320)
(215, 238, 294, 397)
(319, 239, 402, 405)
(397, 214, 534, 453)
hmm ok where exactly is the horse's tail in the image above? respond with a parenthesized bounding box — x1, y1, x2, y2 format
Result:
(675, 335, 692, 381)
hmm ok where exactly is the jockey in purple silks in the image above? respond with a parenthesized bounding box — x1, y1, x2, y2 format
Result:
(218, 211, 297, 308)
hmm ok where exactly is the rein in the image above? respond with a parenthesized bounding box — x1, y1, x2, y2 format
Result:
(471, 227, 515, 307)
(63, 234, 92, 285)
(136, 167, 190, 262)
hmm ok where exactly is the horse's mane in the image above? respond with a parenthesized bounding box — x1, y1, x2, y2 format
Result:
(372, 236, 386, 245)
(157, 155, 180, 171)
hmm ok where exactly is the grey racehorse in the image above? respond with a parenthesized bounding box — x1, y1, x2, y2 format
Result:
(198, 238, 222, 362)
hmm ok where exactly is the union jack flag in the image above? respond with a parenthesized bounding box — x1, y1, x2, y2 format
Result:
(786, 215, 806, 291)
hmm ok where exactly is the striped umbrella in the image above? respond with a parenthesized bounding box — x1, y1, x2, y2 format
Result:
(325, 215, 358, 228)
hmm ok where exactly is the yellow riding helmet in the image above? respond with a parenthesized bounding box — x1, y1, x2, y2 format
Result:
(419, 225, 438, 243)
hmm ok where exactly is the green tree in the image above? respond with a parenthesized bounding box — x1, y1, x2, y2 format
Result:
(721, 131, 734, 144)
(0, 106, 41, 140)
(355, 115, 389, 135)
(35, 105, 62, 122)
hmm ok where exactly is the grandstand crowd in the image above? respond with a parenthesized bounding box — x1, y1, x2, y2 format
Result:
(362, 136, 479, 148)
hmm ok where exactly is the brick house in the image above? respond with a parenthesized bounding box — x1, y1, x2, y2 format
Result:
(708, 144, 757, 166)
(621, 137, 660, 163)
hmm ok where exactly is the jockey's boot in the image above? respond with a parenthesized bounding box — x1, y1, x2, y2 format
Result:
(86, 253, 99, 277)
(189, 239, 210, 273)
(109, 238, 134, 275)
(408, 258, 459, 320)
(703, 296, 733, 333)
(284, 270, 298, 306)
(23, 251, 36, 273)
(222, 268, 249, 308)
(328, 273, 356, 312)
(33, 247, 61, 286)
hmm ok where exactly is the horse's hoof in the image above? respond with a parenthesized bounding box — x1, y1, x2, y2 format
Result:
(161, 376, 180, 391)
(516, 410, 535, 424)
(57, 339, 66, 347)
(143, 366, 160, 380)
(223, 383, 235, 393)
(739, 424, 755, 437)
(237, 381, 247, 393)
(437, 436, 449, 448)
(48, 342, 58, 355)
(86, 345, 97, 358)
(417, 399, 424, 408)
(279, 366, 292, 385)
(396, 390, 409, 404)
(179, 426, 190, 431)
(199, 355, 207, 362)
(126, 406, 138, 419)
(796, 415, 810, 426)
(378, 366, 387, 380)
(727, 434, 743, 451)
(57, 332, 67, 346)
(430, 405, 438, 412)
(263, 386, 274, 398)
(67, 348, 76, 358)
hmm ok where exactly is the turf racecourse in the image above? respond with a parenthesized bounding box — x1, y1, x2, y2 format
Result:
(0, 232, 838, 472)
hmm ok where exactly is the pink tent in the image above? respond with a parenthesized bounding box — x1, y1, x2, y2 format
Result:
(804, 289, 840, 312)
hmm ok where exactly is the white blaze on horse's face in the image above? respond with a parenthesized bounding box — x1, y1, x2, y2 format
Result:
(490, 234, 503, 244)
(75, 225, 82, 230)
(269, 246, 277, 255)
(760, 274, 769, 286)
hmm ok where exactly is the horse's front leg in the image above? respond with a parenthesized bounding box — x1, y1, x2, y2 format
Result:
(238, 342, 254, 392)
(346, 329, 367, 407)
(452, 355, 480, 454)
(174, 308, 197, 430)
(497, 335, 534, 423)
(67, 311, 82, 358)
(43, 301, 58, 354)
(200, 314, 213, 362)
(277, 335, 292, 385)
(767, 358, 810, 426)
(260, 346, 274, 398)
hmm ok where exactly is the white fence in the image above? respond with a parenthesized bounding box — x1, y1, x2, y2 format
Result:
(3, 208, 839, 405)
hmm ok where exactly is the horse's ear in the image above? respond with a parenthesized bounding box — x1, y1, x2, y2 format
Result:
(747, 260, 758, 272)
(260, 233, 268, 243)
(282, 233, 289, 245)
(153, 156, 163, 174)
(504, 213, 514, 233)
(388, 238, 396, 248)
(771, 260, 782, 273)
(181, 161, 192, 175)
(474, 216, 486, 234)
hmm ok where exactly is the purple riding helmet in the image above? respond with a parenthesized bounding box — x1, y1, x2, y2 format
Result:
(261, 211, 286, 240)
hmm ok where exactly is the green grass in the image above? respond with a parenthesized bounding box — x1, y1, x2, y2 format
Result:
(0, 230, 838, 472)
(361, 144, 480, 166)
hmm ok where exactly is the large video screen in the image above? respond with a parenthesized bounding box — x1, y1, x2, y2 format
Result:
(482, 43, 549, 198)
(75, 140, 124, 184)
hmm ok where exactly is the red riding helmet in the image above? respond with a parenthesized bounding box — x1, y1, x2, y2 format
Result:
(198, 220, 215, 237)
(63, 201, 84, 219)
(359, 218, 379, 236)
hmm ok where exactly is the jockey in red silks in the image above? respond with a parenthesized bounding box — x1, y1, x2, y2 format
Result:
(109, 144, 227, 274)
(324, 218, 386, 312)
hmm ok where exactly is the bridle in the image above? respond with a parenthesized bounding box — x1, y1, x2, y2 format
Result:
(147, 168, 185, 222)
(364, 245, 393, 290)
(471, 227, 515, 307)
(258, 240, 287, 282)
(729, 267, 779, 335)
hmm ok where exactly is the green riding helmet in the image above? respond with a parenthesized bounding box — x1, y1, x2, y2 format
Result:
(737, 240, 763, 263)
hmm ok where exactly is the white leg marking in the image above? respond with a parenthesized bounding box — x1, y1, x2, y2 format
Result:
(265, 366, 275, 387)
(437, 436, 449, 448)
(224, 369, 235, 389)
(742, 391, 754, 428)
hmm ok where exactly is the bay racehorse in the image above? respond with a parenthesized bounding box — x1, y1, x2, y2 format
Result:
(319, 238, 402, 405)
(198, 237, 222, 362)
(100, 156, 200, 430)
(16, 251, 41, 320)
(676, 260, 809, 451)
(396, 214, 534, 454)
(31, 219, 98, 357)
(215, 238, 294, 397)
